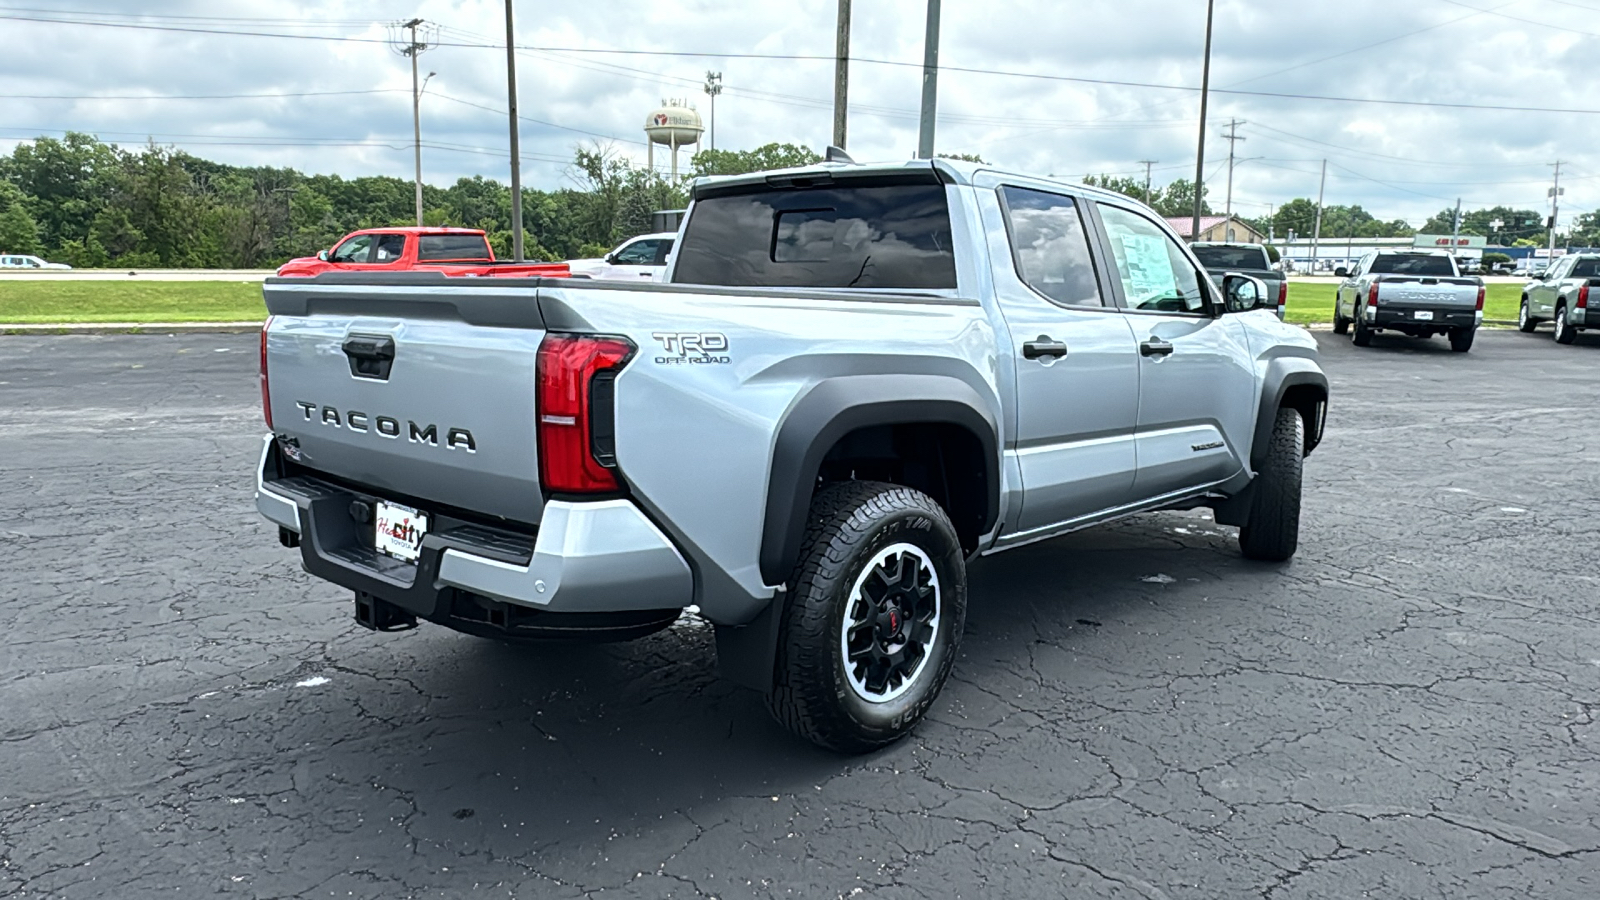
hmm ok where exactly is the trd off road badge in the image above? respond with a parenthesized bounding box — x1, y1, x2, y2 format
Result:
(652, 331, 731, 365)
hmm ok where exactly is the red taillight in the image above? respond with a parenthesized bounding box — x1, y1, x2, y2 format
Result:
(1367, 283, 1380, 306)
(1276, 280, 1288, 314)
(260, 316, 274, 429)
(1477, 285, 1487, 312)
(536, 334, 634, 494)
(1580, 284, 1590, 310)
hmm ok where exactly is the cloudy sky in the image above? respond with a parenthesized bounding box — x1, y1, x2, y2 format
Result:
(4, 0, 1598, 228)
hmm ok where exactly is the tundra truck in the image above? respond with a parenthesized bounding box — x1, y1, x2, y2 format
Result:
(1332, 250, 1484, 352)
(1518, 252, 1600, 344)
(255, 158, 1328, 752)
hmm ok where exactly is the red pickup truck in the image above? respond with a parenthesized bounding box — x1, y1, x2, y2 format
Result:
(276, 227, 571, 278)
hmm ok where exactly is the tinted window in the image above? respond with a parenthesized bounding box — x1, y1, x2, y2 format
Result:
(612, 239, 660, 266)
(373, 234, 406, 264)
(672, 182, 957, 289)
(654, 239, 674, 266)
(1097, 204, 1208, 314)
(1191, 245, 1270, 270)
(417, 234, 492, 261)
(1570, 258, 1600, 278)
(999, 187, 1103, 307)
(1369, 254, 1455, 276)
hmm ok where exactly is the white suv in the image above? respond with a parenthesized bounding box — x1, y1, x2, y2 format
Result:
(0, 254, 71, 270)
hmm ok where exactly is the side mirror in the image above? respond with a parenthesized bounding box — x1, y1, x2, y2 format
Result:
(317, 250, 329, 261)
(1222, 273, 1270, 314)
(1333, 267, 1350, 278)
(604, 252, 618, 264)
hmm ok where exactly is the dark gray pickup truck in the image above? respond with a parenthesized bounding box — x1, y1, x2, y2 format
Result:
(1191, 242, 1287, 320)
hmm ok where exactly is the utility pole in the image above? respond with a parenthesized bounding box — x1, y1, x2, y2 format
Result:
(703, 72, 723, 151)
(833, 0, 850, 149)
(504, 0, 524, 261)
(1449, 197, 1462, 260)
(1191, 0, 1216, 242)
(390, 18, 435, 227)
(1549, 160, 1564, 263)
(1138, 160, 1158, 206)
(916, 0, 941, 159)
(1267, 203, 1275, 244)
(1221, 118, 1245, 220)
(1310, 159, 1327, 274)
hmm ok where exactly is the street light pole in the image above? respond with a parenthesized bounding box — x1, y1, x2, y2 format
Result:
(1190, 0, 1215, 242)
(916, 0, 941, 159)
(504, 0, 523, 261)
(704, 72, 723, 151)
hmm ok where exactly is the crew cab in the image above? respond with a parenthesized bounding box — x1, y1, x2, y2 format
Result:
(1190, 242, 1287, 320)
(276, 227, 571, 278)
(1518, 252, 1600, 344)
(255, 157, 1328, 753)
(1333, 250, 1484, 352)
(565, 232, 676, 281)
(0, 254, 70, 270)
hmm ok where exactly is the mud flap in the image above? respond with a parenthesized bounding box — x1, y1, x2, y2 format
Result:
(714, 592, 785, 692)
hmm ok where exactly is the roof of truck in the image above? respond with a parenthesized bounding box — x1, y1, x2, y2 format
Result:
(689, 157, 1141, 209)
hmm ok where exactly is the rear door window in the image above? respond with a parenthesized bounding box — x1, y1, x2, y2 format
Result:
(1569, 258, 1600, 278)
(417, 234, 492, 261)
(672, 182, 957, 289)
(372, 234, 406, 264)
(998, 186, 1104, 308)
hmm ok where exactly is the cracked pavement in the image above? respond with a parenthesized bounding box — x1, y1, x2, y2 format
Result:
(2, 328, 1598, 898)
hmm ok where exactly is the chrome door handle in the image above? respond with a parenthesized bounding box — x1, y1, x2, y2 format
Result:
(1139, 337, 1175, 357)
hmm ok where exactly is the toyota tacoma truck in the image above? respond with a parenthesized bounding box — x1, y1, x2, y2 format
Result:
(1332, 250, 1484, 351)
(1518, 252, 1600, 344)
(1190, 241, 1287, 320)
(255, 157, 1328, 752)
(276, 227, 571, 278)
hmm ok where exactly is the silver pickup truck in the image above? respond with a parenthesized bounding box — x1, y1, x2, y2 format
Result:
(1190, 242, 1287, 320)
(255, 158, 1328, 752)
(1333, 250, 1484, 352)
(1518, 252, 1600, 344)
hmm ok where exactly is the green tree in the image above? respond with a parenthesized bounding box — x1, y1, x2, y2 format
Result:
(1151, 179, 1211, 219)
(1082, 174, 1153, 205)
(937, 152, 988, 163)
(0, 182, 41, 254)
(690, 143, 821, 177)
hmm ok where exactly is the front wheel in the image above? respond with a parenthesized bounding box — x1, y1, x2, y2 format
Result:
(1555, 305, 1577, 345)
(1449, 328, 1475, 353)
(1239, 408, 1304, 562)
(767, 481, 967, 753)
(1518, 299, 1538, 333)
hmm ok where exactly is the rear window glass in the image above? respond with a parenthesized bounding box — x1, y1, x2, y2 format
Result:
(1370, 254, 1455, 276)
(671, 183, 957, 289)
(1570, 258, 1600, 278)
(417, 234, 492, 261)
(1191, 245, 1269, 270)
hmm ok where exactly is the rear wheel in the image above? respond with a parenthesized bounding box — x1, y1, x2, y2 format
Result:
(1449, 328, 1475, 353)
(1332, 296, 1349, 335)
(1239, 408, 1304, 562)
(767, 481, 966, 753)
(1555, 305, 1578, 345)
(1351, 310, 1373, 347)
(1518, 298, 1538, 333)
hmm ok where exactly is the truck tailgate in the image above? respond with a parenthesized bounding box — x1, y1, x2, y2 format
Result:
(262, 277, 547, 525)
(1375, 276, 1480, 308)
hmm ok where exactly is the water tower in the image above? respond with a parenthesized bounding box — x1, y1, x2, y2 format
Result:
(645, 100, 704, 181)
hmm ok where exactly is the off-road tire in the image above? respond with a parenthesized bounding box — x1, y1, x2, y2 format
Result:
(1554, 305, 1578, 345)
(1239, 408, 1304, 562)
(1518, 298, 1538, 333)
(1332, 301, 1349, 335)
(1449, 328, 1475, 353)
(766, 481, 966, 754)
(1351, 312, 1373, 347)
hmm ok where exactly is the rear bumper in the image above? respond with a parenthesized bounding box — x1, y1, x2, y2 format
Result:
(255, 436, 693, 618)
(1369, 307, 1480, 329)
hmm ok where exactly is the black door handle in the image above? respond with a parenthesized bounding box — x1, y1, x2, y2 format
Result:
(1139, 337, 1175, 358)
(1022, 337, 1068, 360)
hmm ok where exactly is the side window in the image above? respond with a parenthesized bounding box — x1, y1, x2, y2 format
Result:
(330, 235, 373, 263)
(998, 186, 1104, 308)
(1097, 204, 1208, 314)
(653, 239, 675, 266)
(613, 240, 658, 266)
(372, 234, 406, 264)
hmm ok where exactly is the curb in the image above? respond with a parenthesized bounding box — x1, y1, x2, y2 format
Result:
(0, 321, 264, 335)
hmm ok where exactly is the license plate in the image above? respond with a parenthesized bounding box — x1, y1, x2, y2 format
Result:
(1414, 310, 1434, 320)
(374, 501, 429, 563)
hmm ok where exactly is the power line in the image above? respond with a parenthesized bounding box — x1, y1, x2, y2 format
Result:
(11, 89, 404, 101)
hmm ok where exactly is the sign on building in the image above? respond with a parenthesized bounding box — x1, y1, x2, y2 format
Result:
(1413, 234, 1488, 250)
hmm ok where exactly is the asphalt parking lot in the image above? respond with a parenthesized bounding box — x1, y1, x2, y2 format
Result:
(2, 327, 1598, 899)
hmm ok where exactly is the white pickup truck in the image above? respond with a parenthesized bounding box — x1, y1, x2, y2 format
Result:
(1332, 250, 1484, 352)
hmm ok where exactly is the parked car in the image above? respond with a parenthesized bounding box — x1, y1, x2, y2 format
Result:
(565, 232, 676, 281)
(276, 227, 570, 278)
(1332, 250, 1484, 352)
(0, 254, 71, 270)
(1518, 252, 1600, 343)
(254, 158, 1328, 752)
(1189, 242, 1287, 319)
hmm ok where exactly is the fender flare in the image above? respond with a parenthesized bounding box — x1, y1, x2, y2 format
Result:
(758, 374, 1000, 586)
(1252, 359, 1328, 470)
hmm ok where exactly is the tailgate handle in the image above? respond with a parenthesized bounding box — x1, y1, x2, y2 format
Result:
(343, 334, 396, 380)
